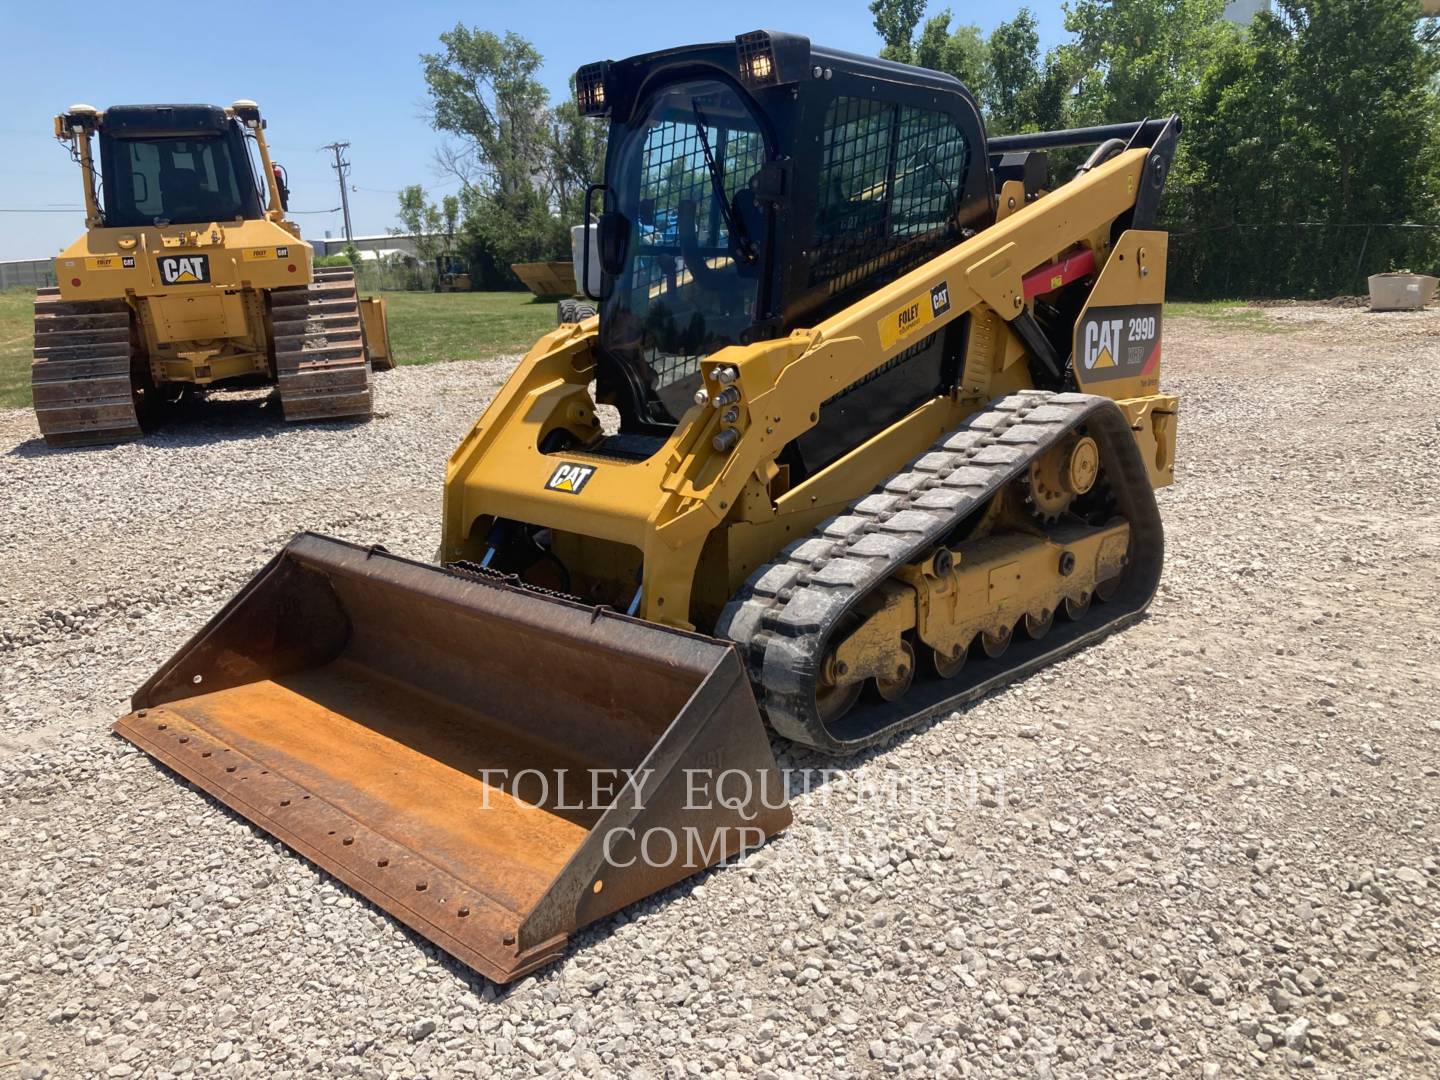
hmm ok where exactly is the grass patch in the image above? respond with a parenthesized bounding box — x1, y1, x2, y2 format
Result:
(384, 290, 557, 367)
(0, 289, 36, 409)
(1165, 300, 1294, 332)
(0, 287, 558, 410)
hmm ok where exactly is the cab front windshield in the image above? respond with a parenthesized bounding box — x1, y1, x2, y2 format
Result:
(104, 135, 252, 227)
(601, 79, 768, 423)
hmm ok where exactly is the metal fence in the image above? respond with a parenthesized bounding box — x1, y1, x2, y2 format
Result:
(344, 257, 438, 293)
(0, 259, 57, 290)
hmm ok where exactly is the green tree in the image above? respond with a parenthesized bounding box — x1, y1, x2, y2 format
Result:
(548, 88, 606, 222)
(421, 26, 551, 198)
(914, 11, 991, 101)
(870, 0, 927, 61)
(394, 185, 455, 266)
(457, 186, 572, 290)
(1179, 0, 1440, 296)
(987, 10, 1043, 133)
(1282, 0, 1439, 221)
(421, 27, 608, 287)
(1063, 0, 1230, 125)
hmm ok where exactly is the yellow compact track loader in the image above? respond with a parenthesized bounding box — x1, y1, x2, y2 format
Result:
(36, 101, 393, 447)
(116, 33, 1180, 983)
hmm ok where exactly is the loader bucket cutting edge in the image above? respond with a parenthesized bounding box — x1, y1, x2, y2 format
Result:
(113, 533, 791, 984)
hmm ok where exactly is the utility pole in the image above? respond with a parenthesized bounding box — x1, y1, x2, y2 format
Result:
(322, 141, 353, 243)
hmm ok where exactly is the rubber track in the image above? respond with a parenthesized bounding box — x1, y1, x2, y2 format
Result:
(269, 266, 372, 422)
(715, 391, 1165, 755)
(30, 288, 141, 448)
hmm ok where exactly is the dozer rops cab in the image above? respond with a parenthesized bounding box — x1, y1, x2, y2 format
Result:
(35, 101, 394, 447)
(117, 32, 1180, 983)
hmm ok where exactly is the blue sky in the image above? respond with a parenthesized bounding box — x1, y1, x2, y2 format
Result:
(0, 0, 1068, 260)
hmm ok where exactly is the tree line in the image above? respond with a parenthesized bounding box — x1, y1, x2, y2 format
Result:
(872, 0, 1440, 297)
(403, 2, 1439, 297)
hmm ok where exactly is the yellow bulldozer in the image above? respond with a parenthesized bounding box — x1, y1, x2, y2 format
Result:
(116, 33, 1180, 983)
(35, 101, 393, 447)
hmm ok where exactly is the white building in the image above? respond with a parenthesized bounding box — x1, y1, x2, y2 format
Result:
(308, 233, 422, 259)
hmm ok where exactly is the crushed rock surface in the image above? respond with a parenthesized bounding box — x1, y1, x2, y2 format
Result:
(1, 307, 1437, 1079)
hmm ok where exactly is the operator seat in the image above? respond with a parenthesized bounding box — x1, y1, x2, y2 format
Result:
(159, 163, 211, 224)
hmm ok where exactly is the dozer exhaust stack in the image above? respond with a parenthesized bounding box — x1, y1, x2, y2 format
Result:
(114, 535, 789, 983)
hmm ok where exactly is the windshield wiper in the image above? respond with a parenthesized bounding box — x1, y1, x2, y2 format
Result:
(691, 98, 756, 263)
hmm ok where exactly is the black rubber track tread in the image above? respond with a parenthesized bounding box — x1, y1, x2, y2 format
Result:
(715, 390, 1165, 755)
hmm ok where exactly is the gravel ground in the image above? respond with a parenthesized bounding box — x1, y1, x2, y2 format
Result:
(1, 305, 1437, 1080)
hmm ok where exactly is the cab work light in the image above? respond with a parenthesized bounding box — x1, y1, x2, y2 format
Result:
(575, 62, 611, 117)
(736, 31, 778, 87)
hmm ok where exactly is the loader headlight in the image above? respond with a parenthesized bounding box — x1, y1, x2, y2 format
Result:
(575, 62, 611, 117)
(736, 31, 778, 87)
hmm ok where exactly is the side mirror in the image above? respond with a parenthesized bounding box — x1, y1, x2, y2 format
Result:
(272, 163, 290, 211)
(598, 210, 630, 277)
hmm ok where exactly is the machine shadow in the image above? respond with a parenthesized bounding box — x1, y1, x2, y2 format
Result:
(8, 389, 371, 457)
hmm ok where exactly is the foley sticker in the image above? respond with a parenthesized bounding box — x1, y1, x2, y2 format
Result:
(85, 255, 135, 271)
(1074, 303, 1162, 384)
(545, 461, 596, 495)
(157, 254, 211, 285)
(878, 281, 951, 351)
(243, 246, 290, 261)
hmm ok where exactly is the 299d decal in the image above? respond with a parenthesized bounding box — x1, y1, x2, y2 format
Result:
(1074, 303, 1162, 385)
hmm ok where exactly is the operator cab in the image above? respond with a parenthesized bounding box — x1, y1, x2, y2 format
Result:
(95, 104, 266, 228)
(576, 30, 991, 473)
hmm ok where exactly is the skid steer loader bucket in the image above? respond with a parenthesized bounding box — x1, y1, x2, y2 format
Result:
(114, 534, 790, 983)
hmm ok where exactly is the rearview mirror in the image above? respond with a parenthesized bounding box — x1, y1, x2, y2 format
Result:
(598, 210, 630, 277)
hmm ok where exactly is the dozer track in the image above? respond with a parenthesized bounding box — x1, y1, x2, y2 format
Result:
(30, 288, 142, 448)
(269, 266, 373, 422)
(717, 391, 1165, 755)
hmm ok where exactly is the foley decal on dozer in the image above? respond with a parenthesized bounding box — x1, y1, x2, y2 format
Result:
(117, 31, 1182, 982)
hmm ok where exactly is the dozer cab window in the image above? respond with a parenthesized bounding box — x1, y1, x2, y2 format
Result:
(105, 136, 250, 227)
(600, 79, 769, 426)
(811, 98, 971, 301)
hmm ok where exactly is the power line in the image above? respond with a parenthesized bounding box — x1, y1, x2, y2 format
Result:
(320, 141, 354, 243)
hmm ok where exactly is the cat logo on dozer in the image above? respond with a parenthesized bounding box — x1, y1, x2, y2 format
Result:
(157, 254, 211, 285)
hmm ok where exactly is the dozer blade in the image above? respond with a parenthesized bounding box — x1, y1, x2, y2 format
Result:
(114, 534, 790, 984)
